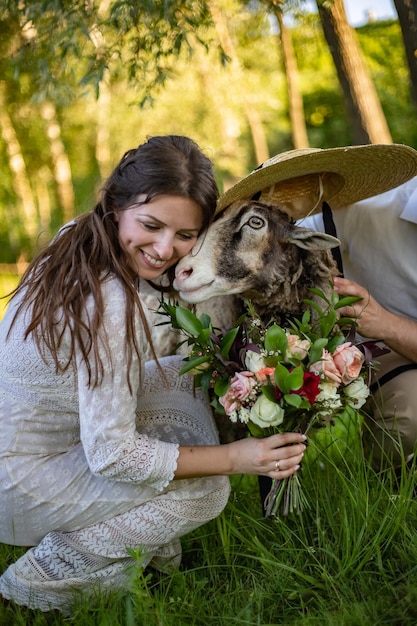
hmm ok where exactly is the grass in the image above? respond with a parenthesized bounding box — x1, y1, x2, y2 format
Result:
(1, 428, 417, 625)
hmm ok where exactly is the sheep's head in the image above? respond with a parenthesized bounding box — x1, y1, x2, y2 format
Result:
(174, 200, 340, 307)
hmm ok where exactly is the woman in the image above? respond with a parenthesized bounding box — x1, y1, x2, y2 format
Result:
(0, 135, 306, 613)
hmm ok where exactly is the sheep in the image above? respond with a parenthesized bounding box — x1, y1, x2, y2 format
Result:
(173, 199, 341, 322)
(171, 199, 341, 445)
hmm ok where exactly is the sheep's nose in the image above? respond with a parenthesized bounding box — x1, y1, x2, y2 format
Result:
(175, 266, 193, 281)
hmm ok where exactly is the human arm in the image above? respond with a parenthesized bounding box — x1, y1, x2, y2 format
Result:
(333, 276, 417, 363)
(77, 278, 305, 488)
(175, 432, 306, 481)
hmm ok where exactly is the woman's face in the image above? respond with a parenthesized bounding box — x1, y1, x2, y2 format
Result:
(115, 194, 203, 279)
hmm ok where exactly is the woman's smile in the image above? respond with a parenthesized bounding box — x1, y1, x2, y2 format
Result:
(115, 194, 203, 278)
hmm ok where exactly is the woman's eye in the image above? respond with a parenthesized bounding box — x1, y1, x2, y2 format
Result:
(247, 216, 265, 229)
(178, 233, 194, 241)
(141, 222, 159, 231)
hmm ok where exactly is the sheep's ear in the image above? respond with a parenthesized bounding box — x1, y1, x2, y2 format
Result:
(289, 229, 340, 251)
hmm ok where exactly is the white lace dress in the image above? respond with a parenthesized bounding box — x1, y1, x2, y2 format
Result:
(0, 277, 230, 613)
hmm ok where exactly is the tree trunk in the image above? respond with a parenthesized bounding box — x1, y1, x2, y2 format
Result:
(316, 0, 392, 144)
(0, 81, 39, 242)
(209, 0, 270, 164)
(40, 101, 75, 223)
(90, 0, 113, 179)
(273, 5, 309, 148)
(393, 0, 417, 109)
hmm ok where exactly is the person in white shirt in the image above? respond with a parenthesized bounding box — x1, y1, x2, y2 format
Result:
(299, 176, 417, 469)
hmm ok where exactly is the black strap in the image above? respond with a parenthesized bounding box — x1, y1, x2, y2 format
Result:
(322, 201, 344, 276)
(370, 363, 417, 393)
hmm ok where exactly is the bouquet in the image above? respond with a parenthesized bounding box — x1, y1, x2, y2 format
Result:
(159, 287, 374, 518)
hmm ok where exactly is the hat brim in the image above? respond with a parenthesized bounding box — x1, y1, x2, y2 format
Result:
(216, 144, 417, 217)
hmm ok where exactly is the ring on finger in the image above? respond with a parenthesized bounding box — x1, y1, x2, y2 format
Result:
(275, 460, 280, 471)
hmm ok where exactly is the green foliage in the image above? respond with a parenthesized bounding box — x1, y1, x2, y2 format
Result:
(2, 453, 417, 624)
(1, 0, 214, 106)
(0, 4, 416, 263)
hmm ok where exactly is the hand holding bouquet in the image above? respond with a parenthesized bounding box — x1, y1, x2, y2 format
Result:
(160, 286, 374, 517)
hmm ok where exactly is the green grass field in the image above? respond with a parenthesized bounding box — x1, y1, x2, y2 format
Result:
(1, 429, 417, 625)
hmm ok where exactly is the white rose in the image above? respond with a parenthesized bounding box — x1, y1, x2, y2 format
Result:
(316, 382, 342, 409)
(245, 350, 267, 373)
(344, 377, 370, 409)
(250, 395, 284, 428)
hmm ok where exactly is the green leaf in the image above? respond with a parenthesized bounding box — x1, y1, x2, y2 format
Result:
(320, 310, 338, 337)
(309, 338, 328, 364)
(199, 312, 213, 328)
(264, 325, 287, 354)
(264, 355, 280, 367)
(287, 365, 304, 391)
(214, 378, 230, 397)
(220, 327, 240, 358)
(334, 295, 363, 309)
(284, 393, 303, 408)
(301, 309, 311, 326)
(247, 421, 266, 438)
(197, 327, 212, 345)
(178, 355, 209, 375)
(274, 362, 299, 393)
(175, 307, 203, 336)
(308, 287, 330, 304)
(261, 385, 277, 402)
(303, 298, 324, 317)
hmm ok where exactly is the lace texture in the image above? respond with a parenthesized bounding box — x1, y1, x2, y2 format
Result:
(0, 281, 231, 612)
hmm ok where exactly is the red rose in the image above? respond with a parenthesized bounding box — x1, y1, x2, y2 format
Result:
(292, 371, 321, 404)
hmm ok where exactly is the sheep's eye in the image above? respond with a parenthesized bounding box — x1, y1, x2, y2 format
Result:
(247, 216, 265, 229)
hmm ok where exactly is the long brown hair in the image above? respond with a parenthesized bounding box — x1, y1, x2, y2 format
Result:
(9, 135, 219, 390)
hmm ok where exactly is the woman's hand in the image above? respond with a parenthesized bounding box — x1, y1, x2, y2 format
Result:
(175, 432, 306, 479)
(226, 432, 306, 479)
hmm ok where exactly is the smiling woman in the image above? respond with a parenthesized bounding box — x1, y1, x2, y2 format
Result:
(115, 194, 202, 279)
(0, 134, 306, 615)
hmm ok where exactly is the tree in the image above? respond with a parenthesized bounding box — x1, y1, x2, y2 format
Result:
(0, 81, 38, 247)
(268, 0, 309, 148)
(393, 0, 417, 109)
(209, 0, 269, 164)
(316, 0, 392, 144)
(0, 0, 215, 106)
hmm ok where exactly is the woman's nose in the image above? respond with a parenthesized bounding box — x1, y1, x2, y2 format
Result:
(153, 234, 174, 259)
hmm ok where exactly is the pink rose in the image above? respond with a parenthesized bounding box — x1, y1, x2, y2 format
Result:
(333, 342, 365, 384)
(286, 334, 311, 360)
(219, 371, 257, 416)
(309, 349, 342, 385)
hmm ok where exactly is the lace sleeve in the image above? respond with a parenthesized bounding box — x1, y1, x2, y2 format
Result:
(77, 277, 179, 491)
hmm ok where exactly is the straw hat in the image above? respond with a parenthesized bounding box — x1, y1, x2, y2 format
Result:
(216, 144, 417, 219)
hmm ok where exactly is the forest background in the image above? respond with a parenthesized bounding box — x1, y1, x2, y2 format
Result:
(3, 3, 417, 623)
(1, 0, 417, 272)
